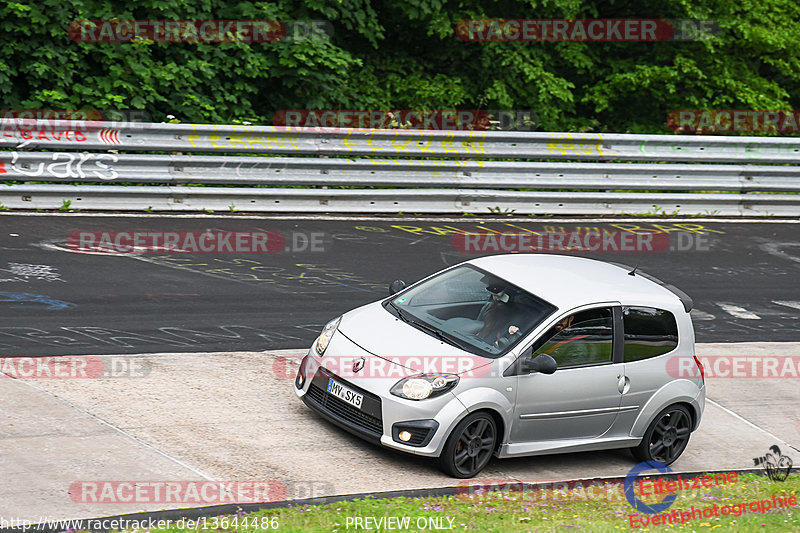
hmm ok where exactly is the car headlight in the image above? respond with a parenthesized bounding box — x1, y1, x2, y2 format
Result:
(315, 316, 341, 355)
(390, 374, 459, 400)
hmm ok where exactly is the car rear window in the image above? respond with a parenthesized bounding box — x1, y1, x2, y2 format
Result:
(623, 306, 679, 361)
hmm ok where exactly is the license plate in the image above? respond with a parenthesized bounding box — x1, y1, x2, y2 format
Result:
(326, 378, 363, 409)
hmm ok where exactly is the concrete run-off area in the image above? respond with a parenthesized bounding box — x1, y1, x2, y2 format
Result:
(1, 343, 798, 522)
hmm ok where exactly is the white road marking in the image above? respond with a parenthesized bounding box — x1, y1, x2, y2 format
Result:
(706, 399, 800, 454)
(36, 239, 132, 256)
(690, 309, 715, 321)
(718, 303, 761, 320)
(774, 300, 800, 312)
(760, 242, 800, 265)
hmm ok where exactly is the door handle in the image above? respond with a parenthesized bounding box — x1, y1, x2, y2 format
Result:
(618, 375, 630, 394)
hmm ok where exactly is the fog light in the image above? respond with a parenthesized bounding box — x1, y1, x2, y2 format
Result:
(297, 374, 304, 387)
(392, 420, 438, 447)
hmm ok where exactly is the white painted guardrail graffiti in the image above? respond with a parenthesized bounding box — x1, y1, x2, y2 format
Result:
(1, 119, 799, 215)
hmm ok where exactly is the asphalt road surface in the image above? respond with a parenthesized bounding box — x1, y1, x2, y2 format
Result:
(1, 214, 798, 523)
(0, 214, 798, 357)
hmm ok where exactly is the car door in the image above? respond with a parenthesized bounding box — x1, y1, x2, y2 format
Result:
(509, 306, 624, 442)
(613, 306, 682, 433)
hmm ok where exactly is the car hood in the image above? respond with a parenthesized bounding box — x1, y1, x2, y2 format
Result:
(336, 301, 493, 376)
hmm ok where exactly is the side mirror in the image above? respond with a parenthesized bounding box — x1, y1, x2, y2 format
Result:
(522, 353, 557, 375)
(389, 279, 406, 295)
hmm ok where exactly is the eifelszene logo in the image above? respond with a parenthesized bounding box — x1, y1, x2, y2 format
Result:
(624, 461, 677, 514)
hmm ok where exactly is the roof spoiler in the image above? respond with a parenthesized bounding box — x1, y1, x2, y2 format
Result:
(609, 262, 694, 313)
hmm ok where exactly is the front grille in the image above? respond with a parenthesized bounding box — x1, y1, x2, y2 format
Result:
(307, 382, 383, 437)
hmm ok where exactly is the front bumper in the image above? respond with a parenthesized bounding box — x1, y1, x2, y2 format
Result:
(294, 349, 468, 457)
(302, 365, 384, 444)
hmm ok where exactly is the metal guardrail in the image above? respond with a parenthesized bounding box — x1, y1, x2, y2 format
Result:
(4, 185, 798, 216)
(2, 152, 799, 191)
(1, 120, 799, 215)
(2, 119, 800, 162)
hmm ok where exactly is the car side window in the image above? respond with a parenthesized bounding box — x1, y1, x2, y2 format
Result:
(623, 306, 679, 361)
(531, 308, 613, 368)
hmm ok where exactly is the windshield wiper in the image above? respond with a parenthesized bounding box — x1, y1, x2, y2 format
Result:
(388, 302, 478, 353)
(389, 301, 411, 323)
(410, 318, 475, 352)
(390, 302, 433, 333)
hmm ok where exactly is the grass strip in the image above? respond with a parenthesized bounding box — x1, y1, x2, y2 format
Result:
(100, 472, 799, 532)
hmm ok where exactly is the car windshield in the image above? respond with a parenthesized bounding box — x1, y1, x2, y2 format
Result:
(385, 265, 557, 358)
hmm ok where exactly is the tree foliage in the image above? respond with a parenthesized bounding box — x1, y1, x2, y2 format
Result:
(1, 0, 798, 132)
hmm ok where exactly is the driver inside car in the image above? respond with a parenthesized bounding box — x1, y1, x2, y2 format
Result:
(530, 310, 612, 367)
(475, 285, 521, 348)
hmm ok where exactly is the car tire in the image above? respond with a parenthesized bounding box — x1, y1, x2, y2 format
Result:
(437, 412, 497, 478)
(631, 404, 692, 465)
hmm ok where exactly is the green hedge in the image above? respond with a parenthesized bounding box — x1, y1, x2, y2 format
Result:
(1, 0, 799, 133)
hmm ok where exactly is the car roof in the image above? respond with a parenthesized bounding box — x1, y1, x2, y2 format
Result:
(467, 254, 689, 314)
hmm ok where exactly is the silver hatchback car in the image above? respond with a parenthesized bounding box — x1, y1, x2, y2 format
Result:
(294, 254, 706, 478)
